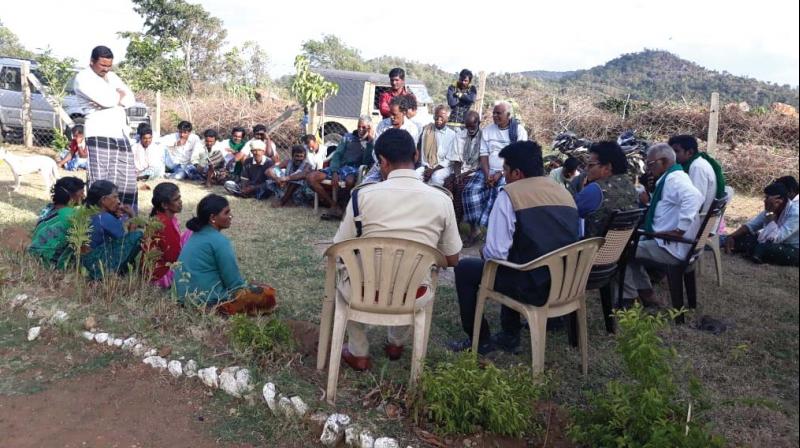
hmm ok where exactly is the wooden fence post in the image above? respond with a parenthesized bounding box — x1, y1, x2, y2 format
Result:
(21, 61, 33, 147)
(706, 92, 720, 155)
(474, 71, 487, 119)
(155, 90, 162, 138)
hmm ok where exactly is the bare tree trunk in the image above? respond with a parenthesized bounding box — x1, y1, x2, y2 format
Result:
(184, 41, 194, 95)
(706, 92, 720, 155)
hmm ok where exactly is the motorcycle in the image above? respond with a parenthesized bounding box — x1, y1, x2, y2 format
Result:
(546, 131, 593, 171)
(616, 129, 648, 178)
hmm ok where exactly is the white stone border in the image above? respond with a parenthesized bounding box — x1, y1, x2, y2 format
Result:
(14, 292, 412, 448)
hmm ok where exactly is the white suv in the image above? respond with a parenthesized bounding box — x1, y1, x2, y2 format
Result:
(0, 57, 150, 143)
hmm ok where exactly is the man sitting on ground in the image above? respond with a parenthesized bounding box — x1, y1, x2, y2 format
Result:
(200, 129, 228, 186)
(57, 125, 89, 171)
(219, 126, 248, 177)
(549, 156, 581, 190)
(620, 143, 703, 306)
(307, 116, 374, 219)
(670, 134, 726, 213)
(449, 140, 579, 354)
(333, 128, 462, 371)
(574, 141, 638, 237)
(161, 120, 205, 180)
(242, 124, 280, 168)
(265, 145, 314, 207)
(419, 105, 459, 187)
(223, 140, 272, 198)
(132, 126, 164, 180)
(775, 176, 799, 202)
(724, 181, 798, 266)
(461, 101, 528, 246)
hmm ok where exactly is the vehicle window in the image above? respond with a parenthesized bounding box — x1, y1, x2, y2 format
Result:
(0, 66, 22, 91)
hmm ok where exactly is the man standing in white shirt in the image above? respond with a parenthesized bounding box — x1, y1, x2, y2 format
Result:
(621, 143, 703, 306)
(73, 45, 137, 208)
(419, 105, 459, 186)
(461, 101, 528, 246)
(669, 134, 725, 214)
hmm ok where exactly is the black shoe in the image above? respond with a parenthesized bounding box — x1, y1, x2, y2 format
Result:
(491, 331, 521, 354)
(447, 337, 495, 355)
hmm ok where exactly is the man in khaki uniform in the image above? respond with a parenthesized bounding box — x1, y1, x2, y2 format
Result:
(333, 128, 463, 371)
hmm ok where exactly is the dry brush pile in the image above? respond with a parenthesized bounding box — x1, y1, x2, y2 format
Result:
(502, 89, 799, 195)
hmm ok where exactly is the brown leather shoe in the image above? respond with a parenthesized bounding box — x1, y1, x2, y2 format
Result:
(341, 347, 372, 371)
(384, 343, 404, 361)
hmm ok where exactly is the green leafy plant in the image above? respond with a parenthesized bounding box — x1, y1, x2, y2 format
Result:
(50, 127, 69, 151)
(66, 205, 97, 301)
(569, 304, 725, 447)
(228, 314, 294, 360)
(415, 352, 548, 437)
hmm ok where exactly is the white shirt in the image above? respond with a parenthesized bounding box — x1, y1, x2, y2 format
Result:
(307, 147, 327, 170)
(375, 118, 419, 146)
(427, 126, 459, 168)
(410, 115, 433, 142)
(651, 169, 704, 259)
(73, 68, 134, 139)
(160, 132, 204, 166)
(132, 142, 164, 174)
(196, 142, 227, 166)
(480, 123, 528, 173)
(687, 156, 717, 214)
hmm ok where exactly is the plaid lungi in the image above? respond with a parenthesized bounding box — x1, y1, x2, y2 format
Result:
(461, 170, 505, 227)
(446, 170, 475, 222)
(87, 136, 138, 209)
(321, 165, 360, 180)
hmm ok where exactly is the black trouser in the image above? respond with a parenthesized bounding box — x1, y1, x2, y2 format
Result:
(455, 258, 534, 341)
(734, 233, 800, 266)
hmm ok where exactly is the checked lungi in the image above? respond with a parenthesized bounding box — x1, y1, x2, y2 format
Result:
(461, 170, 505, 227)
(87, 136, 138, 209)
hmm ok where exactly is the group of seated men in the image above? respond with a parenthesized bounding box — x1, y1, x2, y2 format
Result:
(328, 112, 798, 369)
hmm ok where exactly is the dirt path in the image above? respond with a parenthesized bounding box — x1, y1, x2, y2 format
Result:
(0, 363, 252, 448)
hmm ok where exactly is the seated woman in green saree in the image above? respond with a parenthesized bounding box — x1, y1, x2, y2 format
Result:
(28, 177, 86, 268)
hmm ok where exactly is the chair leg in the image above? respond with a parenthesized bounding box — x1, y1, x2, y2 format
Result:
(325, 308, 349, 405)
(471, 292, 488, 354)
(526, 309, 547, 376)
(316, 298, 335, 370)
(409, 309, 428, 390)
(666, 266, 685, 324)
(420, 302, 434, 363)
(711, 240, 723, 287)
(313, 192, 318, 212)
(577, 299, 589, 376)
(684, 268, 697, 309)
(566, 312, 578, 348)
(599, 284, 615, 333)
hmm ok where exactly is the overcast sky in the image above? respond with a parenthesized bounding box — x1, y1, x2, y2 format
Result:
(4, 0, 799, 86)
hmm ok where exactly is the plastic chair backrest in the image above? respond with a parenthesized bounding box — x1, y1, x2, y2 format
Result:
(593, 208, 646, 266)
(324, 237, 447, 314)
(520, 238, 604, 307)
(687, 198, 726, 264)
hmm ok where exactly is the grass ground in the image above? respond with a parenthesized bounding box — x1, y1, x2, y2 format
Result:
(0, 144, 797, 447)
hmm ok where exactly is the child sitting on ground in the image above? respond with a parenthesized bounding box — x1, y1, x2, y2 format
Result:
(265, 145, 314, 207)
(56, 125, 89, 171)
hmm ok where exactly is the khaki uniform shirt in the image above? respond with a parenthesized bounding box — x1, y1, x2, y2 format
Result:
(333, 169, 463, 256)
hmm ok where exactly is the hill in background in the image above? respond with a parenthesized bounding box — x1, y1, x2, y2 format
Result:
(522, 50, 799, 107)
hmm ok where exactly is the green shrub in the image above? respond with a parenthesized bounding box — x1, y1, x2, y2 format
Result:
(569, 304, 725, 447)
(416, 352, 548, 437)
(229, 314, 294, 359)
(50, 127, 69, 151)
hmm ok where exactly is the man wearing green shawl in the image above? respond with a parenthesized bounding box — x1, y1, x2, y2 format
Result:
(619, 143, 704, 306)
(670, 135, 726, 213)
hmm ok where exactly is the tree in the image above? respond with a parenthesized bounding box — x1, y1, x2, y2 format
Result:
(117, 32, 186, 93)
(129, 0, 227, 93)
(291, 55, 338, 133)
(301, 35, 366, 71)
(221, 41, 270, 88)
(0, 20, 33, 59)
